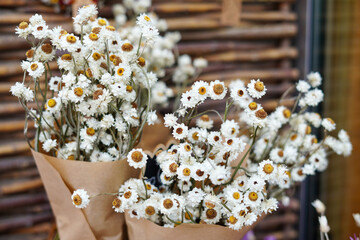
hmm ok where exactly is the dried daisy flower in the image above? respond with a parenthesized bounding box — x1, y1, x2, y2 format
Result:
(127, 149, 148, 169)
(312, 199, 326, 215)
(247, 79, 267, 99)
(71, 189, 90, 209)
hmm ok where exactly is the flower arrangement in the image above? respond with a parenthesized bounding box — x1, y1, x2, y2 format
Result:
(10, 3, 210, 239)
(9, 1, 353, 237)
(112, 1, 208, 110)
(72, 73, 352, 232)
(12, 5, 169, 162)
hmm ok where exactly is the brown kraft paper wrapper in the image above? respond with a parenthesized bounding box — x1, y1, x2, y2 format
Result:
(125, 145, 253, 240)
(31, 149, 140, 240)
(125, 212, 259, 240)
(137, 122, 174, 152)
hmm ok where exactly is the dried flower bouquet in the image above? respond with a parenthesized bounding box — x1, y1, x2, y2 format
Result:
(72, 73, 352, 239)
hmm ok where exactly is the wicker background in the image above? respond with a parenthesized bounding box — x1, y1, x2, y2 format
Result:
(0, 0, 300, 239)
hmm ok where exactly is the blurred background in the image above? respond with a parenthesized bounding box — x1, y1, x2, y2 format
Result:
(0, 0, 359, 239)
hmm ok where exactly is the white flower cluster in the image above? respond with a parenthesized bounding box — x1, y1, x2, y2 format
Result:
(110, 80, 288, 230)
(12, 5, 163, 162)
(72, 75, 352, 230)
(241, 73, 352, 200)
(112, 5, 207, 107)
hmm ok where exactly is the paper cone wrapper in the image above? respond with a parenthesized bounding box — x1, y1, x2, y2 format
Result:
(137, 122, 174, 152)
(125, 144, 253, 240)
(31, 150, 140, 240)
(125, 212, 258, 240)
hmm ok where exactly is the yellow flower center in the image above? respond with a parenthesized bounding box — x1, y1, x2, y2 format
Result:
(306, 125, 311, 134)
(86, 127, 95, 136)
(112, 198, 122, 208)
(124, 191, 132, 199)
(205, 209, 217, 219)
(89, 33, 99, 41)
(41, 43, 53, 54)
(192, 132, 199, 141)
(26, 49, 34, 58)
(144, 15, 151, 21)
(176, 127, 183, 134)
(198, 87, 207, 95)
(98, 19, 107, 26)
(238, 89, 244, 96)
(239, 210, 246, 217)
(233, 192, 240, 200)
(30, 63, 38, 71)
(106, 25, 115, 31)
(72, 194, 82, 206)
(290, 134, 297, 141)
(145, 206, 155, 216)
(263, 163, 274, 174)
(131, 151, 143, 163)
(255, 109, 267, 119)
(184, 144, 191, 151)
(183, 168, 191, 176)
(66, 35, 77, 43)
(19, 22, 28, 29)
(249, 192, 258, 201)
(213, 84, 224, 95)
(278, 150, 284, 157)
(121, 43, 134, 52)
(248, 102, 257, 110)
(283, 109, 291, 118)
(109, 54, 117, 62)
(61, 54, 72, 61)
(169, 163, 178, 173)
(67, 155, 75, 160)
(117, 68, 125, 76)
(137, 57, 146, 67)
(74, 87, 83, 97)
(92, 52, 101, 60)
(228, 216, 238, 224)
(200, 115, 210, 121)
(254, 81, 265, 92)
(163, 199, 173, 209)
(48, 99, 57, 108)
(126, 85, 133, 92)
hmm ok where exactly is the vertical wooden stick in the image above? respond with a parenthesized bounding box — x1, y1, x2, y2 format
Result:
(221, 0, 242, 26)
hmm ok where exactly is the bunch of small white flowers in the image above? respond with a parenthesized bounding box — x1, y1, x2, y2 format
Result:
(11, 5, 163, 162)
(107, 79, 285, 230)
(238, 72, 352, 201)
(112, 4, 207, 108)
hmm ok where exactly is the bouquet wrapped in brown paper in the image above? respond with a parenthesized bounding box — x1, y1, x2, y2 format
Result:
(10, 3, 201, 239)
(79, 80, 284, 238)
(31, 149, 140, 240)
(86, 74, 352, 238)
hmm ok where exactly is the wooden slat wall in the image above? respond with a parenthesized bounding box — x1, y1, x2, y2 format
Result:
(0, 0, 300, 239)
